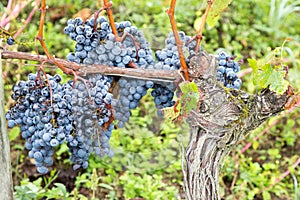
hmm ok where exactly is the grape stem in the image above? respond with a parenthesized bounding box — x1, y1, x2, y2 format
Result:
(102, 0, 119, 39)
(166, 0, 190, 82)
(93, 8, 105, 32)
(128, 61, 138, 68)
(36, 0, 79, 76)
(77, 76, 92, 99)
(99, 1, 140, 54)
(119, 32, 139, 59)
(193, 0, 214, 53)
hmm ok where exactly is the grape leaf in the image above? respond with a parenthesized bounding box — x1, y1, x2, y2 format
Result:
(268, 68, 289, 94)
(206, 0, 232, 27)
(248, 59, 259, 85)
(162, 82, 201, 121)
(179, 81, 201, 115)
(248, 59, 289, 94)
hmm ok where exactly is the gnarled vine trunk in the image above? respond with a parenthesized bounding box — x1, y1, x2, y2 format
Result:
(0, 50, 14, 200)
(183, 52, 289, 199)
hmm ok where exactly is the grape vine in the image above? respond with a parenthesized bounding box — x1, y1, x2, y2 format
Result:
(2, 1, 299, 200)
(6, 11, 244, 173)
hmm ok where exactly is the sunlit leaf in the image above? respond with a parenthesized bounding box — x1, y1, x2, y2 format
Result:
(9, 127, 20, 141)
(253, 141, 259, 150)
(262, 191, 271, 200)
(179, 81, 200, 115)
(267, 67, 289, 94)
(248, 59, 259, 85)
(207, 0, 232, 27)
(248, 59, 289, 94)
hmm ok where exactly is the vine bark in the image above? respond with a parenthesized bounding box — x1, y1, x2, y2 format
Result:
(0, 49, 14, 200)
(183, 52, 289, 199)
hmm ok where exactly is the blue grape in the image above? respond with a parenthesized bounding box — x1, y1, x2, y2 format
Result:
(75, 34, 85, 44)
(33, 151, 43, 162)
(37, 166, 49, 174)
(6, 37, 15, 45)
(216, 51, 242, 89)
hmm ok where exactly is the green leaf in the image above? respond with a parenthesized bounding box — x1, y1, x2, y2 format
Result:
(267, 67, 289, 94)
(99, 183, 114, 190)
(207, 0, 232, 27)
(262, 191, 271, 200)
(193, 17, 202, 31)
(248, 59, 289, 94)
(179, 81, 200, 115)
(53, 183, 67, 194)
(253, 141, 259, 150)
(9, 127, 20, 141)
(248, 59, 259, 85)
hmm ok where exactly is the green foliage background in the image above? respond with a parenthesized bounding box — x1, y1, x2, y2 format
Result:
(1, 0, 300, 199)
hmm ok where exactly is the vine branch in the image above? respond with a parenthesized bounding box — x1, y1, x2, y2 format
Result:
(240, 104, 299, 154)
(166, 0, 190, 82)
(102, 0, 118, 38)
(1, 50, 180, 82)
(193, 0, 214, 53)
(197, 0, 214, 39)
(36, 0, 78, 75)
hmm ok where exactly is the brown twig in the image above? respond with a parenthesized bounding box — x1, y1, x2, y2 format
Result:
(194, 0, 214, 52)
(238, 68, 252, 78)
(93, 8, 104, 32)
(36, 0, 78, 76)
(166, 0, 190, 82)
(284, 92, 300, 110)
(1, 50, 180, 82)
(102, 0, 118, 38)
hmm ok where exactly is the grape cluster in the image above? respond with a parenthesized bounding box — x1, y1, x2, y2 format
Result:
(6, 73, 73, 174)
(64, 17, 109, 63)
(216, 51, 242, 89)
(69, 17, 156, 127)
(6, 71, 117, 173)
(151, 31, 201, 112)
(84, 20, 154, 67)
(110, 30, 154, 126)
(112, 79, 154, 127)
(69, 74, 114, 170)
(154, 31, 200, 71)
